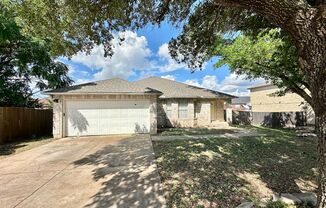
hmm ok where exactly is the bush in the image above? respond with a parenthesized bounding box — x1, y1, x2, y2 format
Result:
(266, 200, 288, 208)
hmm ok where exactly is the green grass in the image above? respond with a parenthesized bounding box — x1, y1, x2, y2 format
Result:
(153, 127, 317, 208)
(0, 135, 53, 159)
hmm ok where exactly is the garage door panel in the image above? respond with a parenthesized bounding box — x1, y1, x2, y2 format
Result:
(66, 100, 150, 136)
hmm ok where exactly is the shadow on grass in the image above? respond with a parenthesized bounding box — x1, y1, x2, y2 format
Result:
(71, 135, 165, 208)
(158, 127, 238, 136)
(0, 135, 52, 156)
(153, 128, 317, 207)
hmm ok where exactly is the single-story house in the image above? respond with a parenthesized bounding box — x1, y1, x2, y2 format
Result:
(249, 83, 315, 127)
(45, 76, 234, 138)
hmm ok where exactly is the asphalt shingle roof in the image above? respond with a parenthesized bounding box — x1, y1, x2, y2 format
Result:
(45, 78, 161, 94)
(45, 76, 235, 98)
(134, 77, 235, 99)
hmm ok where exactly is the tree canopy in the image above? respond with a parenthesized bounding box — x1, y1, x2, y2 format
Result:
(0, 9, 72, 107)
(3, 1, 271, 57)
(4, 0, 323, 63)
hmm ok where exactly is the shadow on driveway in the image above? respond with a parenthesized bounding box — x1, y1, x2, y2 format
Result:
(72, 135, 166, 207)
(0, 135, 165, 208)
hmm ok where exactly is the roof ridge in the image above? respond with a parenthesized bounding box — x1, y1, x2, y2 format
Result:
(137, 76, 232, 94)
(136, 76, 193, 87)
(95, 77, 129, 83)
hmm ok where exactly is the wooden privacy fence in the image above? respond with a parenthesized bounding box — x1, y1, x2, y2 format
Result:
(0, 107, 53, 144)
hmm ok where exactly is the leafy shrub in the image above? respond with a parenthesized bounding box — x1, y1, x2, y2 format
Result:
(266, 200, 288, 208)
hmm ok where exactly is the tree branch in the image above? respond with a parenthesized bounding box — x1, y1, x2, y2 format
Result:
(213, 0, 311, 44)
(254, 61, 310, 92)
(254, 61, 313, 105)
(278, 74, 313, 107)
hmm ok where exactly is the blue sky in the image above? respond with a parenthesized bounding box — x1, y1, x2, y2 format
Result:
(60, 22, 264, 96)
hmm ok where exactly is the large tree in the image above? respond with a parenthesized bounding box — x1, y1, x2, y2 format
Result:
(211, 29, 313, 106)
(0, 7, 72, 107)
(5, 0, 325, 206)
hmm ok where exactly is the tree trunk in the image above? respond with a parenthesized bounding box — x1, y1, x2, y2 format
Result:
(316, 105, 326, 207)
(213, 1, 326, 206)
(294, 7, 326, 208)
(314, 78, 326, 207)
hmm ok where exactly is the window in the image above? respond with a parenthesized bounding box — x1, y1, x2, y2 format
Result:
(178, 101, 188, 119)
(166, 101, 172, 118)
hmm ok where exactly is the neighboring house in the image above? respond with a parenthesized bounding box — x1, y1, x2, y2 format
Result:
(45, 77, 235, 138)
(228, 96, 251, 111)
(38, 98, 52, 109)
(249, 83, 315, 127)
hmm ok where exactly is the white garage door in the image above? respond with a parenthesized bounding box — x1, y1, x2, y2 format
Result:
(66, 100, 150, 136)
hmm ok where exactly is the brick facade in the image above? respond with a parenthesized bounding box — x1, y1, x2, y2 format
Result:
(157, 98, 225, 128)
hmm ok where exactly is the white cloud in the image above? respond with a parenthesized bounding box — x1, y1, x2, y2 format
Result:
(65, 36, 198, 81)
(184, 79, 201, 87)
(184, 73, 265, 96)
(219, 74, 265, 96)
(161, 75, 176, 81)
(67, 65, 93, 85)
(201, 75, 219, 90)
(157, 43, 185, 72)
(69, 31, 154, 80)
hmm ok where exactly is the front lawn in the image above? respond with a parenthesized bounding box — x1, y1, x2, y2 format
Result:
(153, 127, 317, 207)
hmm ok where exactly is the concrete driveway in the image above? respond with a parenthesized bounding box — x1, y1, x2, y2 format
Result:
(0, 135, 165, 208)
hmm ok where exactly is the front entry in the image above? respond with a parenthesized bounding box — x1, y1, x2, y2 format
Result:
(211, 101, 218, 121)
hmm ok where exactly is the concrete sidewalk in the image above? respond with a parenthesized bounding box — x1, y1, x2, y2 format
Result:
(0, 135, 165, 208)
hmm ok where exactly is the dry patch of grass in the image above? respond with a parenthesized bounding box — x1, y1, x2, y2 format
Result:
(153, 127, 317, 208)
(0, 136, 53, 159)
(158, 127, 238, 136)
